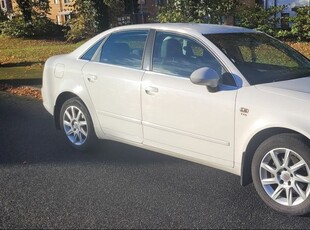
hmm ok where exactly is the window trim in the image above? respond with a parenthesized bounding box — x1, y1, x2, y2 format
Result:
(93, 29, 150, 70)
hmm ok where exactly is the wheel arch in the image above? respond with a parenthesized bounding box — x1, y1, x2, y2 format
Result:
(240, 127, 306, 186)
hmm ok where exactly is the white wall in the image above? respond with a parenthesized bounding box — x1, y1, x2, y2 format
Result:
(265, 0, 310, 15)
(264, 0, 309, 28)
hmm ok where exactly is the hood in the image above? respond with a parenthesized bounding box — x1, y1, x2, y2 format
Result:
(255, 77, 310, 102)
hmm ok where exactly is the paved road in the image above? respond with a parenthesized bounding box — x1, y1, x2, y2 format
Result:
(1, 91, 310, 229)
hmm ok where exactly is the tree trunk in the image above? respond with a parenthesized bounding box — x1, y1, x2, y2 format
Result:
(16, 0, 32, 22)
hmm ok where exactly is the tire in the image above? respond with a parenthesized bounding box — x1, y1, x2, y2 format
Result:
(252, 133, 310, 216)
(60, 97, 97, 151)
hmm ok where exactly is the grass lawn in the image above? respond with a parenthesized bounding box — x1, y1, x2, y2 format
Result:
(0, 36, 84, 79)
(0, 36, 309, 80)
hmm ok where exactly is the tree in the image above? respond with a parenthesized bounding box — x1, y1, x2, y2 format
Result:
(0, 9, 8, 22)
(2, 0, 62, 38)
(105, 0, 125, 26)
(156, 0, 240, 24)
(66, 0, 108, 41)
(15, 0, 50, 23)
(66, 0, 124, 41)
(236, 4, 285, 35)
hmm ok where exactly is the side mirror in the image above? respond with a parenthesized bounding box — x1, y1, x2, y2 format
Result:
(190, 67, 220, 92)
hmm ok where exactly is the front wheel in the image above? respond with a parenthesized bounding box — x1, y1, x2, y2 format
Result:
(60, 97, 96, 151)
(252, 133, 310, 216)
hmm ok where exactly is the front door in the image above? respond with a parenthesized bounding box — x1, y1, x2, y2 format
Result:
(141, 32, 237, 167)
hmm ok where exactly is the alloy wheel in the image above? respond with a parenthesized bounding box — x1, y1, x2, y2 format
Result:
(63, 105, 88, 146)
(260, 148, 310, 206)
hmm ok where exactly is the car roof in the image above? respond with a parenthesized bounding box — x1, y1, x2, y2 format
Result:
(112, 23, 256, 35)
(71, 23, 256, 58)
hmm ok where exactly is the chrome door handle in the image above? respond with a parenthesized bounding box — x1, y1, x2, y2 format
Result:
(87, 75, 98, 82)
(145, 86, 159, 95)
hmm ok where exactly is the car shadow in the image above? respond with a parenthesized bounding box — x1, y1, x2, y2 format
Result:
(0, 61, 45, 68)
(0, 92, 178, 167)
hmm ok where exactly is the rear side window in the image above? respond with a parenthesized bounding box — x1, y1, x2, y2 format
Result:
(99, 30, 148, 69)
(80, 38, 104, 61)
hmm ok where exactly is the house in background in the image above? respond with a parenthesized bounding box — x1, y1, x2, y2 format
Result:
(49, 0, 74, 25)
(1, 0, 309, 27)
(257, 0, 310, 28)
(3, 0, 73, 25)
(0, 0, 12, 13)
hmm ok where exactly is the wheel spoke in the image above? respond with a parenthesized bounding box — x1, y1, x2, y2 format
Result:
(71, 106, 76, 119)
(283, 149, 290, 168)
(293, 183, 307, 200)
(270, 150, 281, 170)
(77, 110, 82, 121)
(63, 120, 72, 127)
(262, 177, 278, 185)
(295, 174, 310, 184)
(73, 133, 78, 143)
(80, 127, 87, 137)
(286, 187, 293, 206)
(65, 110, 72, 121)
(66, 129, 74, 136)
(261, 162, 276, 175)
(290, 160, 306, 173)
(78, 132, 83, 143)
(271, 185, 283, 200)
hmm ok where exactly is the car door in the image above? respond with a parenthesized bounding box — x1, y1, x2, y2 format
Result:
(82, 30, 149, 143)
(141, 32, 237, 167)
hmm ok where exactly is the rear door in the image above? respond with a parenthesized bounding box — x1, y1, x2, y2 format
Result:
(82, 30, 149, 143)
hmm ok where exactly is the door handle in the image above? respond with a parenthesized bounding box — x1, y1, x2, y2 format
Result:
(145, 86, 159, 95)
(87, 75, 98, 82)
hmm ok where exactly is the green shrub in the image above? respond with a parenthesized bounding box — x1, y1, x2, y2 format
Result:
(290, 6, 310, 41)
(275, 29, 294, 40)
(236, 4, 285, 36)
(2, 16, 64, 38)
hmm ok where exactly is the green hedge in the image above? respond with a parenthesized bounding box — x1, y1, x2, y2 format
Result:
(1, 16, 64, 38)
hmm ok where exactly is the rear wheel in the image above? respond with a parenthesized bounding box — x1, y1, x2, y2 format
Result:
(252, 133, 310, 215)
(60, 97, 96, 151)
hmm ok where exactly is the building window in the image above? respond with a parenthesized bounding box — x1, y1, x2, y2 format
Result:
(255, 0, 264, 6)
(156, 0, 164, 5)
(281, 13, 290, 30)
(1, 0, 6, 10)
(64, 0, 71, 4)
(54, 0, 59, 4)
(64, 14, 71, 22)
(56, 15, 62, 25)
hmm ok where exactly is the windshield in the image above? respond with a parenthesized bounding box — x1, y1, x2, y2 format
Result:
(205, 33, 310, 85)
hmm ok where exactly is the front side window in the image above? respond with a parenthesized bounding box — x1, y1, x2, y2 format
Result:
(206, 33, 310, 85)
(100, 30, 148, 69)
(152, 32, 235, 85)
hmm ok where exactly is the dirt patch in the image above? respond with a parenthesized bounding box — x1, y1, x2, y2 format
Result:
(0, 84, 42, 100)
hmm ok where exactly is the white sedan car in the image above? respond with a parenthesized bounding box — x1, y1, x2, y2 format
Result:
(42, 23, 310, 215)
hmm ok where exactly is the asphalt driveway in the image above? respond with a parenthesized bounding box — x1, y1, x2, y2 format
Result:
(1, 91, 310, 229)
